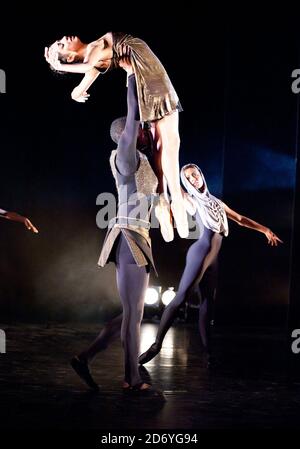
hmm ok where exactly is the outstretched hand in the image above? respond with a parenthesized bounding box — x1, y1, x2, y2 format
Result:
(5, 211, 39, 233)
(24, 218, 39, 234)
(265, 228, 283, 246)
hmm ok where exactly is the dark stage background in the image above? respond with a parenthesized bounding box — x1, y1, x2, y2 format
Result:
(0, 11, 298, 329)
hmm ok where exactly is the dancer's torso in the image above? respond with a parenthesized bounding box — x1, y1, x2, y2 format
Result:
(109, 150, 158, 233)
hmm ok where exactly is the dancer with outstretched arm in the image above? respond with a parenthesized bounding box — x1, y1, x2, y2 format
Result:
(139, 163, 282, 365)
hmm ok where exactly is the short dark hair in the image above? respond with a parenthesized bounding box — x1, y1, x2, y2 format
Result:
(49, 52, 81, 75)
(110, 117, 127, 144)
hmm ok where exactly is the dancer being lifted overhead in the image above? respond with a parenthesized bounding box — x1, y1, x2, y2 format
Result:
(44, 32, 188, 241)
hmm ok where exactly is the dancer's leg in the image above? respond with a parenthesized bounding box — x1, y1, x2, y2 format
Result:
(71, 305, 123, 391)
(139, 230, 222, 364)
(71, 231, 149, 389)
(116, 235, 149, 386)
(71, 307, 122, 391)
(154, 234, 212, 346)
(149, 124, 174, 242)
(198, 259, 218, 352)
(78, 313, 123, 363)
(155, 112, 188, 238)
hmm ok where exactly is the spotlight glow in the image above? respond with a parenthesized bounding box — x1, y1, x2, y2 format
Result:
(144, 287, 160, 305)
(162, 287, 176, 306)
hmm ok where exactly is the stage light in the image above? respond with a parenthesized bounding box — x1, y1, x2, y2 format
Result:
(144, 287, 160, 305)
(162, 287, 176, 306)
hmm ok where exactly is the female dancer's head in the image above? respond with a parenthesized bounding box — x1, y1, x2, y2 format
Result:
(47, 35, 85, 66)
(182, 164, 204, 191)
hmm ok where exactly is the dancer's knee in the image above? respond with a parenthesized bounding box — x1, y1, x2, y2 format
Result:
(136, 309, 144, 325)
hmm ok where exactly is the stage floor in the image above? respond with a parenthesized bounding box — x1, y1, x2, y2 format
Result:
(0, 321, 299, 430)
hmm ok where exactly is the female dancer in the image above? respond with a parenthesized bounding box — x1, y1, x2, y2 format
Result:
(44, 32, 187, 240)
(0, 208, 38, 233)
(139, 163, 282, 364)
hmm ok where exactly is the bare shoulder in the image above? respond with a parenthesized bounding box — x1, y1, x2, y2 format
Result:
(92, 32, 113, 47)
(85, 37, 107, 57)
(86, 34, 112, 56)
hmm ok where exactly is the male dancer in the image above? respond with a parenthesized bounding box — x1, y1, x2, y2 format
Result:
(71, 65, 159, 394)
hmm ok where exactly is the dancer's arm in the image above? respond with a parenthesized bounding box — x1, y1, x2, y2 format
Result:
(44, 47, 93, 74)
(223, 203, 282, 246)
(0, 209, 38, 233)
(44, 40, 112, 74)
(115, 66, 140, 176)
(59, 56, 110, 73)
(71, 68, 100, 102)
(70, 44, 131, 102)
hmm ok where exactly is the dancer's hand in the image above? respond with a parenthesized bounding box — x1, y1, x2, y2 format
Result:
(73, 91, 90, 103)
(44, 46, 62, 71)
(264, 228, 283, 246)
(71, 86, 90, 103)
(5, 212, 39, 233)
(24, 218, 39, 234)
(118, 44, 133, 75)
(119, 43, 131, 59)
